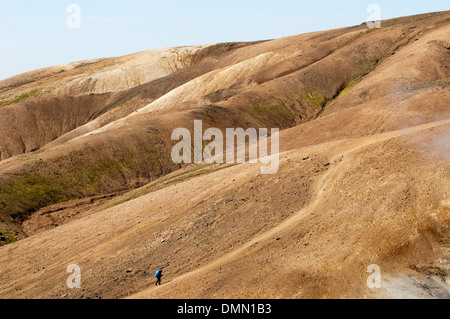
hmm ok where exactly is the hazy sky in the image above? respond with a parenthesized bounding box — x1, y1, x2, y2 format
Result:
(0, 0, 448, 80)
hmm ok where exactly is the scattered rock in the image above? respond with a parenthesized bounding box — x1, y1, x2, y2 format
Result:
(225, 197, 235, 203)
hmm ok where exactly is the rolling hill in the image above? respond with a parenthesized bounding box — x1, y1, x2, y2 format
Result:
(0, 11, 449, 299)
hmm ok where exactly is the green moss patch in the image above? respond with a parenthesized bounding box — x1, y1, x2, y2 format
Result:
(250, 99, 292, 119)
(301, 92, 327, 109)
(0, 88, 43, 107)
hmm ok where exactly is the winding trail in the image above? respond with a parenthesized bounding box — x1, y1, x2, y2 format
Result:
(131, 118, 450, 298)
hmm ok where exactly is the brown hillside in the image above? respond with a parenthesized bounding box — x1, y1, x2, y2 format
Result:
(0, 11, 448, 299)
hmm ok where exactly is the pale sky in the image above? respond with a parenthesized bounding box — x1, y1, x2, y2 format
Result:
(0, 0, 448, 80)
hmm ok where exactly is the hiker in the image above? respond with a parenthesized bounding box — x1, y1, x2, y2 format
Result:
(155, 269, 163, 286)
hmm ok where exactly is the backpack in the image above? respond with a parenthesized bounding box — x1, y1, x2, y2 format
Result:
(154, 270, 161, 278)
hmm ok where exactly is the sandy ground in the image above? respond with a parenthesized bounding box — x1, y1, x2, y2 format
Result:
(0, 11, 449, 299)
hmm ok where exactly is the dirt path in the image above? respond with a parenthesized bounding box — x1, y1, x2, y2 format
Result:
(130, 118, 450, 298)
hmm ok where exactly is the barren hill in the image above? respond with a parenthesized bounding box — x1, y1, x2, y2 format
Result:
(0, 11, 449, 299)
